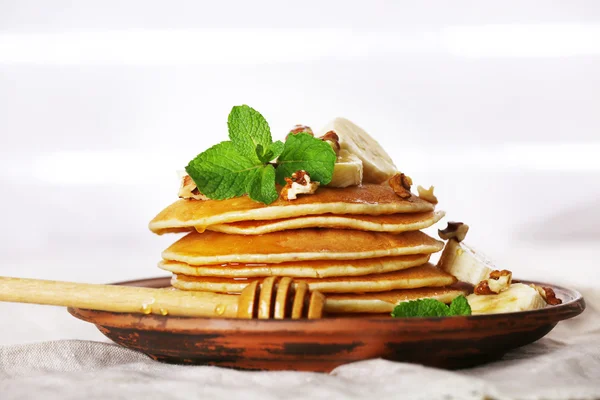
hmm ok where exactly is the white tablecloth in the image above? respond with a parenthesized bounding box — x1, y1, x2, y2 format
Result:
(1, 287, 599, 400)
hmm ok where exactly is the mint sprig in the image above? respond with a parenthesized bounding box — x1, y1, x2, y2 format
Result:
(276, 133, 337, 186)
(227, 105, 272, 163)
(247, 164, 278, 205)
(448, 295, 471, 316)
(185, 105, 336, 205)
(185, 141, 261, 199)
(391, 295, 472, 318)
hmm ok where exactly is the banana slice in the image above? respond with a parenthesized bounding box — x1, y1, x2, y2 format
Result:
(318, 118, 397, 184)
(328, 150, 363, 188)
(467, 283, 547, 314)
(437, 239, 495, 285)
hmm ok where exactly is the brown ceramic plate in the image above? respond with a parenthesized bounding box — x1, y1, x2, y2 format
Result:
(68, 277, 584, 372)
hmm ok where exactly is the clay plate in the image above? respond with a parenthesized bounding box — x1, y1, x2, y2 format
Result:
(68, 277, 585, 372)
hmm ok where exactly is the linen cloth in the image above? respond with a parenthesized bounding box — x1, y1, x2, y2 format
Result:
(1, 287, 598, 400)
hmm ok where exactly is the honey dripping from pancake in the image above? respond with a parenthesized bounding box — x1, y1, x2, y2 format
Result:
(214, 303, 226, 316)
(141, 303, 152, 314)
(141, 298, 156, 315)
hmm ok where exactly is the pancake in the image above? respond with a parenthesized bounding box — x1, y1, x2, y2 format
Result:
(159, 254, 430, 278)
(325, 313, 391, 318)
(149, 184, 435, 234)
(171, 263, 457, 293)
(324, 287, 467, 313)
(206, 211, 445, 235)
(162, 229, 444, 265)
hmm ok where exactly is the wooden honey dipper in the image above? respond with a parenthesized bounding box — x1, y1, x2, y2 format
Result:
(0, 276, 325, 319)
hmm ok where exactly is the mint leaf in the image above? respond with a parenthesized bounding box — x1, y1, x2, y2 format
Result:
(267, 140, 284, 161)
(185, 105, 336, 205)
(449, 295, 472, 316)
(255, 140, 284, 164)
(391, 295, 472, 318)
(247, 164, 278, 204)
(255, 144, 268, 163)
(276, 133, 336, 185)
(185, 141, 262, 200)
(228, 105, 272, 162)
(391, 299, 450, 318)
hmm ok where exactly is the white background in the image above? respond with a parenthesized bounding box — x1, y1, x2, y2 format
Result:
(0, 1, 599, 344)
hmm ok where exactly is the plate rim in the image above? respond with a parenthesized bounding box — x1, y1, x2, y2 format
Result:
(68, 277, 585, 332)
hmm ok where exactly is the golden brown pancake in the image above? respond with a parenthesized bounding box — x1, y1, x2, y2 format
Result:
(171, 263, 457, 293)
(159, 254, 430, 278)
(206, 211, 445, 235)
(162, 229, 444, 265)
(324, 287, 467, 313)
(149, 184, 435, 234)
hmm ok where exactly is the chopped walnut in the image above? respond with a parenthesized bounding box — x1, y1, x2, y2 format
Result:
(488, 270, 512, 293)
(319, 131, 341, 156)
(417, 185, 438, 204)
(388, 173, 413, 199)
(178, 175, 208, 200)
(438, 222, 469, 242)
(474, 280, 493, 295)
(474, 270, 512, 295)
(542, 287, 562, 305)
(286, 125, 314, 139)
(530, 284, 562, 305)
(280, 170, 320, 200)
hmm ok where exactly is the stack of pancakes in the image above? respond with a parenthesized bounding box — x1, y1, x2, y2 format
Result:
(149, 184, 465, 315)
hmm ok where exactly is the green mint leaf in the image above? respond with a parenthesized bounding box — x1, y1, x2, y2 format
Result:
(448, 295, 472, 316)
(228, 105, 272, 163)
(247, 164, 278, 204)
(391, 299, 450, 318)
(255, 144, 268, 163)
(267, 140, 284, 160)
(256, 140, 283, 164)
(391, 296, 472, 318)
(255, 141, 283, 164)
(185, 141, 263, 200)
(276, 133, 336, 185)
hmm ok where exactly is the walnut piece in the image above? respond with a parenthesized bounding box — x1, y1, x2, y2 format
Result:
(178, 175, 208, 201)
(286, 125, 314, 139)
(474, 269, 513, 295)
(474, 280, 493, 295)
(438, 222, 469, 242)
(388, 173, 413, 199)
(319, 131, 341, 156)
(417, 185, 438, 204)
(280, 170, 320, 200)
(530, 284, 562, 305)
(488, 270, 513, 293)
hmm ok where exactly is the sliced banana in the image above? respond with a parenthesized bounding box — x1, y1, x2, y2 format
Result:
(467, 283, 547, 315)
(328, 150, 363, 188)
(318, 118, 397, 184)
(437, 239, 495, 285)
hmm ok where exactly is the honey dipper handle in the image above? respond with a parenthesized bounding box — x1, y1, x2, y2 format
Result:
(0, 277, 238, 318)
